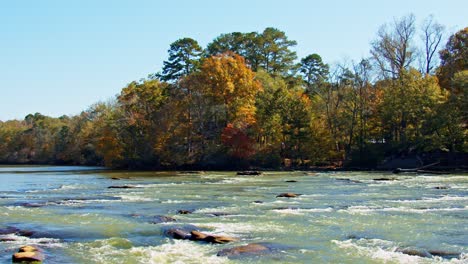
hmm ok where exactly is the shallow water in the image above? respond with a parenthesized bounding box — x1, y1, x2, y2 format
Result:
(0, 166, 466, 263)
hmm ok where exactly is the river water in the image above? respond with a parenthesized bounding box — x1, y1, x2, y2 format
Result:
(0, 166, 466, 263)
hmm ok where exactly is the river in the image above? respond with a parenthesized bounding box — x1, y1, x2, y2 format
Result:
(0, 166, 466, 263)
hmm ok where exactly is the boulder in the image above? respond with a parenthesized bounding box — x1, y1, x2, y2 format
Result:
(217, 243, 269, 257)
(165, 228, 192, 240)
(12, 245, 44, 263)
(190, 231, 236, 244)
(253, 201, 263, 204)
(434, 186, 449, 190)
(285, 180, 298, 183)
(177, 210, 192, 214)
(276, 193, 301, 198)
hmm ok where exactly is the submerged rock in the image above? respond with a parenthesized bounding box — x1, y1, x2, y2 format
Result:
(373, 178, 396, 181)
(206, 212, 232, 217)
(276, 193, 301, 198)
(335, 178, 362, 183)
(285, 180, 298, 183)
(397, 247, 432, 258)
(0, 226, 34, 237)
(428, 250, 461, 258)
(217, 243, 270, 257)
(252, 201, 264, 204)
(0, 226, 20, 235)
(237, 171, 262, 176)
(177, 209, 192, 214)
(107, 185, 137, 189)
(12, 245, 44, 263)
(150, 215, 177, 224)
(433, 186, 449, 190)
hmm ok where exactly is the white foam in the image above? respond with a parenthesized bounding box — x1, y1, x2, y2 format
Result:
(272, 207, 334, 215)
(338, 205, 468, 215)
(192, 222, 282, 236)
(391, 196, 468, 204)
(161, 199, 187, 204)
(72, 238, 227, 264)
(116, 194, 156, 202)
(332, 239, 420, 263)
(0, 234, 63, 249)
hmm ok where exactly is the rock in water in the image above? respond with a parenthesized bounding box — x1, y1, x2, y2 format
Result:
(190, 231, 237, 244)
(276, 192, 301, 198)
(12, 245, 44, 263)
(397, 247, 432, 258)
(108, 185, 136, 189)
(150, 215, 177, 224)
(177, 209, 192, 214)
(217, 243, 269, 257)
(237, 171, 262, 176)
(165, 228, 192, 240)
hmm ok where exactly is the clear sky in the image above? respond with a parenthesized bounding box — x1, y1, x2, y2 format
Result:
(1, 0, 466, 121)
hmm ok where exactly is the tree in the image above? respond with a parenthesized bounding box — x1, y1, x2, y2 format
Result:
(157, 38, 203, 82)
(194, 53, 262, 127)
(259, 27, 297, 75)
(421, 15, 444, 74)
(299, 54, 329, 93)
(437, 27, 468, 92)
(371, 14, 417, 78)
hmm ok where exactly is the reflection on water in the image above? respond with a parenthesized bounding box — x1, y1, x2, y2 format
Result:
(0, 167, 466, 263)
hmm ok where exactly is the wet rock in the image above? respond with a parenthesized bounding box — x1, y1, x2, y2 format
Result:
(206, 212, 231, 217)
(397, 247, 432, 258)
(17, 230, 34, 237)
(373, 178, 396, 181)
(276, 193, 301, 198)
(0, 237, 17, 242)
(272, 206, 300, 210)
(12, 245, 44, 263)
(428, 250, 460, 258)
(108, 185, 137, 189)
(190, 231, 237, 244)
(434, 186, 449, 190)
(335, 178, 362, 183)
(111, 177, 121, 180)
(253, 201, 263, 204)
(177, 210, 192, 215)
(165, 228, 192, 240)
(217, 243, 270, 257)
(237, 171, 262, 176)
(18, 202, 45, 208)
(0, 226, 34, 237)
(285, 180, 298, 183)
(0, 226, 20, 235)
(150, 215, 177, 224)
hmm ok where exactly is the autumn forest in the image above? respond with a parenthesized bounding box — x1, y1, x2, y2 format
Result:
(0, 15, 466, 169)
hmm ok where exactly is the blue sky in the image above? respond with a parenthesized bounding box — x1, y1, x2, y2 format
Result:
(1, 0, 467, 120)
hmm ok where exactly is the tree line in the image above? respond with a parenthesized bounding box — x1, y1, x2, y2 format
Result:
(0, 15, 466, 169)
